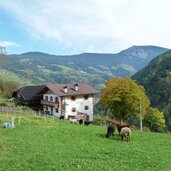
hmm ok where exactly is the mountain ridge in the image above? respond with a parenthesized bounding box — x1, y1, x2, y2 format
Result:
(2, 45, 169, 87)
(13, 45, 169, 57)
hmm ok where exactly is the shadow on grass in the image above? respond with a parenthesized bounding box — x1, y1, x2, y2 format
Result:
(96, 133, 121, 141)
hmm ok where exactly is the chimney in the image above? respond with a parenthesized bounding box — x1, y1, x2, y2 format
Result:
(74, 83, 78, 91)
(63, 85, 68, 93)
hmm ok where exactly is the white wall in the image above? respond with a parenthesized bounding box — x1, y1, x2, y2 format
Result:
(64, 95, 94, 121)
(43, 94, 94, 121)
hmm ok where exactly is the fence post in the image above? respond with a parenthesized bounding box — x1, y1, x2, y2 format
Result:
(18, 116, 21, 125)
(11, 117, 15, 128)
(45, 115, 47, 124)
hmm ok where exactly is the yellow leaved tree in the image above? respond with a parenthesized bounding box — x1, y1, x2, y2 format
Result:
(100, 77, 150, 123)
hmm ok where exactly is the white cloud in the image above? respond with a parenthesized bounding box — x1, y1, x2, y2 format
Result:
(0, 0, 171, 53)
(0, 41, 20, 48)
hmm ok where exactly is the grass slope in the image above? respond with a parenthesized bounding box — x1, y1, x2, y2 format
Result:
(0, 114, 171, 171)
(0, 70, 32, 84)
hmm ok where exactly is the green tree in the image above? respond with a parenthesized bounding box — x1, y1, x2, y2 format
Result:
(144, 107, 166, 132)
(100, 77, 150, 123)
(3, 81, 18, 98)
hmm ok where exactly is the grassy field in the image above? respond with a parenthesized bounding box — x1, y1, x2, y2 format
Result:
(0, 114, 171, 171)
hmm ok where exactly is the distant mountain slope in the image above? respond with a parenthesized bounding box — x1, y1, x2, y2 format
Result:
(133, 50, 171, 130)
(3, 45, 168, 87)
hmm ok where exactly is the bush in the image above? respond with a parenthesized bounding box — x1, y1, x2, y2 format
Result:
(2, 81, 18, 98)
(0, 102, 7, 107)
(93, 115, 114, 125)
(144, 107, 166, 133)
(93, 115, 106, 125)
(93, 114, 102, 121)
(156, 127, 167, 133)
(142, 126, 150, 132)
(130, 125, 137, 131)
(14, 105, 32, 111)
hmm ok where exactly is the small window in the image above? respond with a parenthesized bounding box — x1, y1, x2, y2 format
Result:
(55, 97, 59, 102)
(84, 106, 89, 110)
(72, 107, 76, 112)
(71, 96, 76, 101)
(84, 95, 89, 100)
(56, 108, 59, 113)
(45, 96, 48, 101)
(50, 96, 53, 102)
(46, 106, 48, 110)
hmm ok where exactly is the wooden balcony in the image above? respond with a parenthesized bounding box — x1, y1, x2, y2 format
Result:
(41, 100, 59, 108)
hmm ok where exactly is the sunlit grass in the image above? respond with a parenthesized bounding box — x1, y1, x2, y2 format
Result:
(0, 113, 171, 171)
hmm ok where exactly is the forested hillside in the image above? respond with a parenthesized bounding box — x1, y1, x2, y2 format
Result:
(133, 50, 171, 130)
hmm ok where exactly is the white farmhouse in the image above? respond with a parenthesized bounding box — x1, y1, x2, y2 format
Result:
(41, 83, 99, 121)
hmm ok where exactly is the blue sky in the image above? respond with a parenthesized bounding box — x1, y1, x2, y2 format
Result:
(0, 0, 171, 55)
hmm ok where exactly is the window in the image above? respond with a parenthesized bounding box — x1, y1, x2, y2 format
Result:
(84, 106, 89, 110)
(50, 96, 53, 102)
(45, 96, 48, 101)
(55, 97, 59, 102)
(84, 95, 89, 100)
(56, 108, 59, 113)
(72, 107, 76, 112)
(71, 96, 76, 101)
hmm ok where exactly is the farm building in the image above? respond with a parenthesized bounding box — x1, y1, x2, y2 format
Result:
(11, 85, 46, 110)
(12, 83, 100, 121)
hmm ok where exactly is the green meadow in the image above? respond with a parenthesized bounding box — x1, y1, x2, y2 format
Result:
(0, 114, 171, 171)
(0, 71, 32, 84)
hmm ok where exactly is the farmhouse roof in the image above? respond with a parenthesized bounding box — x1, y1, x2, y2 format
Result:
(13, 85, 46, 100)
(46, 83, 100, 96)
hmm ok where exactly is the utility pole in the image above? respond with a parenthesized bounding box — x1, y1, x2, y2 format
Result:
(140, 97, 142, 132)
